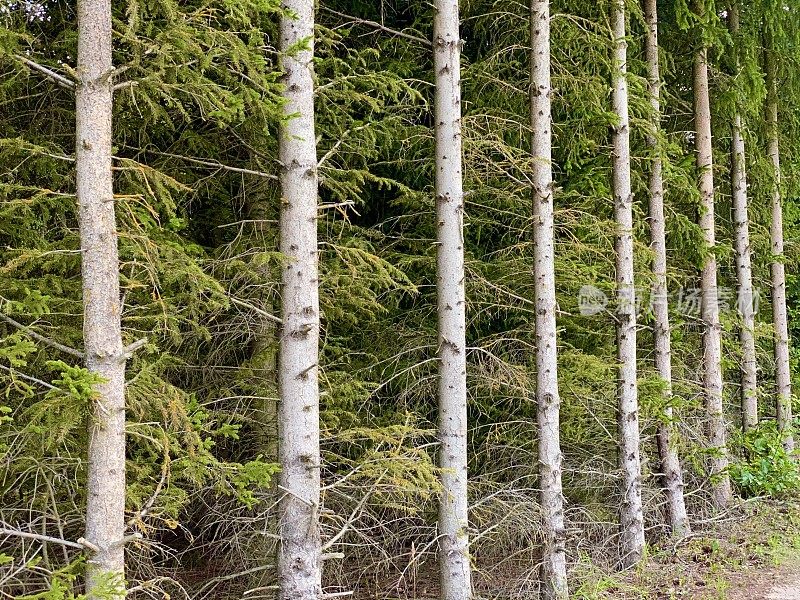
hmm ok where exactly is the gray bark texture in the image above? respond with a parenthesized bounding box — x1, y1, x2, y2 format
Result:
(731, 113, 758, 430)
(728, 5, 758, 431)
(693, 34, 733, 509)
(530, 1, 569, 597)
(643, 0, 690, 539)
(277, 1, 323, 598)
(76, 0, 127, 597)
(433, 2, 472, 599)
(611, 0, 645, 569)
(766, 39, 795, 453)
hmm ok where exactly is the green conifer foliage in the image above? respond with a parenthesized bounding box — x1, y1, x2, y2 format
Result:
(2, 0, 800, 597)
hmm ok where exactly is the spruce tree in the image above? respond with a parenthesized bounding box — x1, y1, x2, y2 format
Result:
(611, 0, 645, 568)
(277, 0, 323, 597)
(433, 1, 472, 598)
(531, 0, 569, 596)
(76, 0, 128, 595)
(692, 0, 733, 509)
(643, 0, 690, 538)
(728, 1, 758, 431)
(765, 26, 795, 452)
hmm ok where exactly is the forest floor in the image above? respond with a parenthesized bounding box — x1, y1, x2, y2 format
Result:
(574, 498, 800, 599)
(347, 499, 800, 599)
(727, 559, 800, 600)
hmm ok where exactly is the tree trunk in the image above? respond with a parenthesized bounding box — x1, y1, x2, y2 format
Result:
(530, 0, 569, 600)
(611, 0, 645, 569)
(531, 1, 569, 597)
(245, 198, 280, 462)
(277, 1, 322, 598)
(692, 8, 733, 509)
(76, 1, 127, 597)
(642, 0, 690, 539)
(433, 2, 472, 599)
(766, 35, 795, 453)
(244, 196, 280, 589)
(728, 4, 758, 431)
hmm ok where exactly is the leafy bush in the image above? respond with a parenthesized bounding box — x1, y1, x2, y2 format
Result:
(730, 422, 800, 497)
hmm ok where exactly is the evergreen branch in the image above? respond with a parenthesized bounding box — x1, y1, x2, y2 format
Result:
(277, 485, 316, 507)
(110, 65, 130, 80)
(125, 147, 279, 180)
(75, 537, 100, 552)
(127, 462, 168, 528)
(122, 338, 148, 359)
(23, 148, 75, 163)
(319, 201, 357, 212)
(317, 125, 370, 168)
(0, 526, 84, 549)
(320, 8, 432, 47)
(229, 297, 283, 325)
(108, 532, 143, 550)
(113, 80, 138, 92)
(125, 577, 182, 596)
(229, 129, 273, 163)
(0, 364, 58, 391)
(13, 54, 76, 90)
(321, 470, 386, 552)
(0, 314, 84, 359)
(195, 564, 275, 598)
(216, 219, 278, 228)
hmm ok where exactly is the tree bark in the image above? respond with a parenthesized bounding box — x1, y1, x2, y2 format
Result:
(77, 1, 127, 597)
(765, 34, 795, 453)
(433, 2, 472, 599)
(728, 4, 758, 431)
(611, 0, 645, 569)
(277, 1, 322, 598)
(531, 1, 569, 597)
(642, 0, 690, 539)
(692, 5, 733, 509)
(77, 0, 127, 597)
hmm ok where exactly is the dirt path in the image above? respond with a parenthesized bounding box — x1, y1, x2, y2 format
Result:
(765, 573, 800, 600)
(726, 557, 800, 600)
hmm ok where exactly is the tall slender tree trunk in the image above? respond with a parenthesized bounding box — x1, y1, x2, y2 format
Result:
(76, 1, 127, 597)
(245, 198, 280, 462)
(692, 4, 733, 509)
(728, 4, 758, 431)
(245, 196, 280, 589)
(765, 35, 795, 453)
(433, 2, 472, 599)
(277, 1, 322, 598)
(642, 0, 690, 539)
(611, 0, 645, 569)
(531, 1, 568, 597)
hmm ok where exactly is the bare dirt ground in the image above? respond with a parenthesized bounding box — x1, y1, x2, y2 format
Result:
(726, 557, 800, 600)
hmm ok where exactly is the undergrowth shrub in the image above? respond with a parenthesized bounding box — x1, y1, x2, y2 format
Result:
(730, 422, 800, 497)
